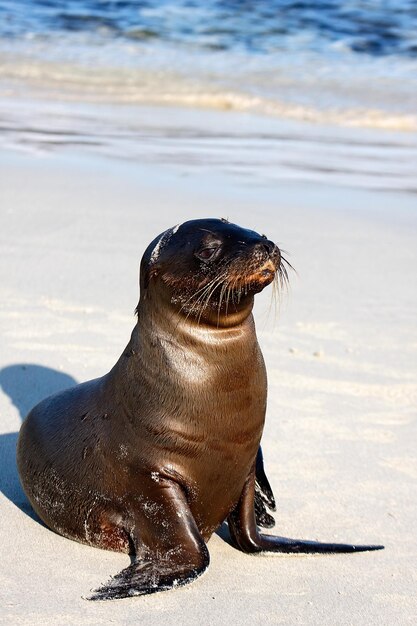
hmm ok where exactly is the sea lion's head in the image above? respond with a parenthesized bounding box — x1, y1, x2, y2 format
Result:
(139, 218, 289, 327)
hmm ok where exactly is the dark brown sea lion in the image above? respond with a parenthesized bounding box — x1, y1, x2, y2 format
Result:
(17, 218, 383, 600)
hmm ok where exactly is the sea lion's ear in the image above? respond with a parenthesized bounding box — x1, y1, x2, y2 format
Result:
(140, 227, 174, 292)
(140, 257, 160, 295)
(139, 246, 156, 293)
(143, 266, 159, 290)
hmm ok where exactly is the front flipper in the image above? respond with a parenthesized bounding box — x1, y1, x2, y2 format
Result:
(89, 556, 208, 601)
(89, 478, 209, 600)
(229, 469, 384, 554)
(255, 446, 276, 529)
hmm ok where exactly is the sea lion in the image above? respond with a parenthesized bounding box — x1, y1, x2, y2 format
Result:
(17, 218, 383, 600)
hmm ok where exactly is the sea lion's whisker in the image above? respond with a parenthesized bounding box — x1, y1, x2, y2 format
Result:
(180, 272, 229, 321)
(195, 280, 219, 323)
(198, 275, 226, 324)
(265, 272, 279, 325)
(217, 281, 229, 326)
(236, 276, 244, 303)
(183, 285, 214, 322)
(179, 273, 227, 315)
(225, 283, 231, 318)
(230, 275, 240, 305)
(184, 273, 225, 324)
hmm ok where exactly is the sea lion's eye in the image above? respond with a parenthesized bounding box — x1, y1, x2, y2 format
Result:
(195, 246, 219, 262)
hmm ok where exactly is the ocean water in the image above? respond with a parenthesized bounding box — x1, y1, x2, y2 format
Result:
(0, 1, 416, 193)
(0, 0, 417, 130)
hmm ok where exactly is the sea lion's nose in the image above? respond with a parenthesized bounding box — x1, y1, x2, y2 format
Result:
(255, 240, 276, 256)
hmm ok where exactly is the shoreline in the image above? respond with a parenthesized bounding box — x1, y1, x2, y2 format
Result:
(1, 21, 417, 132)
(1, 96, 417, 196)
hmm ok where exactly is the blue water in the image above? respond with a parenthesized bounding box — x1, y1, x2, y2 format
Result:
(1, 0, 417, 58)
(0, 3, 416, 193)
(0, 1, 416, 130)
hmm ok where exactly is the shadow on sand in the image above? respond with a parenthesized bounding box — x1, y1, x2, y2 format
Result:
(0, 364, 77, 519)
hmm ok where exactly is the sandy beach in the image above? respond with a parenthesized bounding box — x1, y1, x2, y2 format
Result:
(1, 97, 416, 625)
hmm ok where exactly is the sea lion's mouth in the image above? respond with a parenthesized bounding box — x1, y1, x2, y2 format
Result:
(243, 259, 277, 287)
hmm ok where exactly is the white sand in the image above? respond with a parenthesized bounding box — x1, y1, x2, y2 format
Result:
(0, 135, 416, 625)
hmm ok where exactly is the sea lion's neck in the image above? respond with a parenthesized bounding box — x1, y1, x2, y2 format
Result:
(110, 291, 263, 421)
(134, 291, 256, 354)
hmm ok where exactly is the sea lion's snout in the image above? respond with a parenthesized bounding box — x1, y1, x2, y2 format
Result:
(253, 239, 281, 268)
(256, 238, 276, 256)
(240, 239, 281, 290)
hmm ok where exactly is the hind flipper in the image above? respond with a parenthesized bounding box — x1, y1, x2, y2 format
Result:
(255, 446, 276, 511)
(254, 496, 275, 529)
(255, 446, 276, 528)
(229, 468, 384, 554)
(89, 478, 209, 600)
